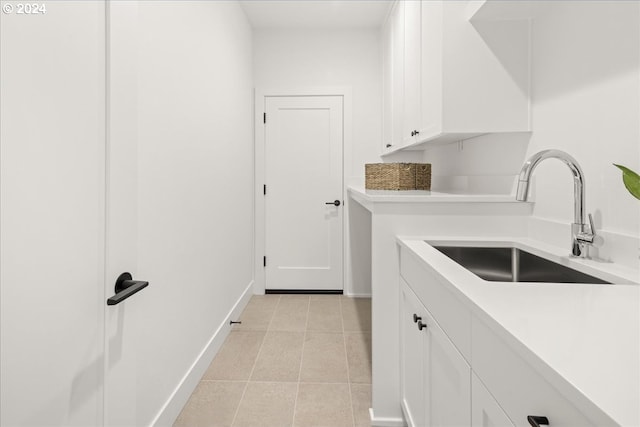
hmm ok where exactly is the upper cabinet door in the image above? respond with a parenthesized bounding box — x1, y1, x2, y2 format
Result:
(403, 0, 422, 145)
(390, 0, 405, 149)
(420, 0, 444, 138)
(382, 14, 394, 152)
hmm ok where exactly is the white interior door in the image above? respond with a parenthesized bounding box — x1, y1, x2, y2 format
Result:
(0, 2, 107, 425)
(264, 95, 343, 291)
(104, 2, 141, 426)
(0, 3, 145, 426)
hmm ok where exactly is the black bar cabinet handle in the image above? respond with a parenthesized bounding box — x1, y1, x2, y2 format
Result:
(325, 200, 341, 207)
(107, 272, 149, 306)
(527, 416, 549, 427)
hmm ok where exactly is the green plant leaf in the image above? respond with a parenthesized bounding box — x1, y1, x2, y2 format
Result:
(613, 164, 640, 200)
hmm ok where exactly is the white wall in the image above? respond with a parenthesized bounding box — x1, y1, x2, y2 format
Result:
(135, 2, 254, 424)
(253, 29, 382, 295)
(424, 1, 639, 267)
(529, 1, 639, 235)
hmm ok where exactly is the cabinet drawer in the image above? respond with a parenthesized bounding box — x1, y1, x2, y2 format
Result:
(400, 246, 471, 361)
(472, 372, 514, 427)
(472, 317, 606, 427)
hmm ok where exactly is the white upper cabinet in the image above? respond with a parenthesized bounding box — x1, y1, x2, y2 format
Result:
(382, 0, 411, 154)
(381, 13, 394, 151)
(381, 0, 531, 154)
(391, 0, 405, 151)
(402, 0, 422, 146)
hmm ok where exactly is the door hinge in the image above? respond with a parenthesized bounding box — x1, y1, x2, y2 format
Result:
(263, 256, 267, 267)
(263, 184, 267, 195)
(263, 112, 266, 124)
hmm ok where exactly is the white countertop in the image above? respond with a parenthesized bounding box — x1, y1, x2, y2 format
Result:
(398, 236, 640, 427)
(348, 185, 524, 204)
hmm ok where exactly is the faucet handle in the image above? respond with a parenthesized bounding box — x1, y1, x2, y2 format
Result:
(587, 213, 595, 236)
(577, 213, 596, 244)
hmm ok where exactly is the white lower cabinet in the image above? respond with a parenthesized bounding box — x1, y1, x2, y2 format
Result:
(399, 246, 610, 427)
(401, 280, 427, 427)
(472, 372, 515, 427)
(400, 280, 471, 427)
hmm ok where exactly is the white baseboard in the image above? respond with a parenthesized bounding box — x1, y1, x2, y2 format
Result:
(344, 291, 372, 298)
(151, 280, 255, 427)
(369, 408, 406, 427)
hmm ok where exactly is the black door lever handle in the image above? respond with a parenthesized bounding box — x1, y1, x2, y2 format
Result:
(107, 272, 149, 306)
(325, 200, 341, 207)
(527, 416, 549, 427)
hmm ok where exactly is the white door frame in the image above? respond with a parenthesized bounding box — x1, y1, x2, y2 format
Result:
(254, 87, 353, 294)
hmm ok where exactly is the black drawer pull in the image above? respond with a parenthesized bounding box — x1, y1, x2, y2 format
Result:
(527, 416, 549, 427)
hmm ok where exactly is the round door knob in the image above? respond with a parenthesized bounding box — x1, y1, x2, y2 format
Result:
(325, 200, 341, 207)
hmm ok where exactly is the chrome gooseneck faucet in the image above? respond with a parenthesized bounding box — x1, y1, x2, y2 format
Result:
(516, 149, 595, 257)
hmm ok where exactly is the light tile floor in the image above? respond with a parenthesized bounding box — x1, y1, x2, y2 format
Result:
(174, 294, 372, 427)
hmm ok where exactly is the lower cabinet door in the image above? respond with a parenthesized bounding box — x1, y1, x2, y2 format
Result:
(400, 280, 426, 427)
(472, 372, 515, 427)
(401, 279, 472, 427)
(425, 303, 471, 426)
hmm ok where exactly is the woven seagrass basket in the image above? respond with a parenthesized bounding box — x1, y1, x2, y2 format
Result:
(365, 163, 432, 190)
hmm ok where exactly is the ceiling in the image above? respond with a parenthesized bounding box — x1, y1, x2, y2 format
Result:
(239, 0, 394, 30)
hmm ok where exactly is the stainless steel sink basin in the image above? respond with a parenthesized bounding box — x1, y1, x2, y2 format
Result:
(432, 245, 610, 284)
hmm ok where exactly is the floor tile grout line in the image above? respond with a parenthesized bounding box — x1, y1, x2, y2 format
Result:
(229, 295, 281, 427)
(291, 296, 311, 427)
(247, 294, 280, 379)
(265, 294, 282, 331)
(341, 296, 357, 427)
